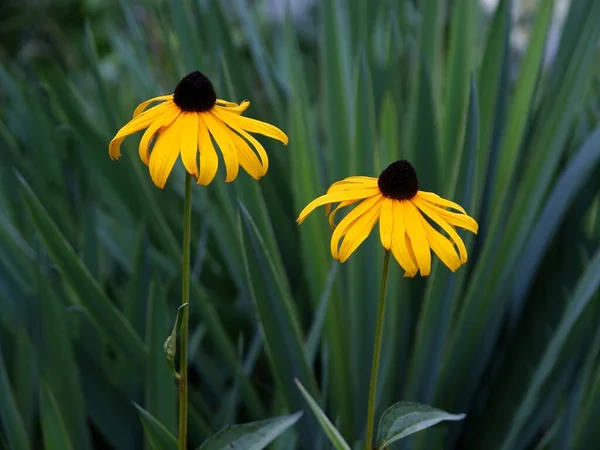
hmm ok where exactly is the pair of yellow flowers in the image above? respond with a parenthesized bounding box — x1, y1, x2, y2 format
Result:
(109, 71, 478, 277)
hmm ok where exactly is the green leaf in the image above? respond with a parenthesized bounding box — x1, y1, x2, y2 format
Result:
(18, 175, 146, 369)
(376, 402, 465, 448)
(284, 13, 352, 436)
(237, 203, 319, 448)
(413, 56, 440, 192)
(38, 383, 75, 450)
(0, 347, 30, 450)
(134, 403, 178, 450)
(145, 281, 177, 434)
(164, 302, 188, 380)
(500, 246, 600, 449)
(38, 275, 90, 450)
(320, 0, 352, 180)
(294, 379, 352, 450)
(198, 412, 302, 450)
(510, 126, 600, 316)
(487, 0, 553, 218)
(440, 0, 476, 183)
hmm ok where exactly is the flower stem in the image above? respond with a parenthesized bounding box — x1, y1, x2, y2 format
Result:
(178, 174, 192, 450)
(365, 249, 391, 450)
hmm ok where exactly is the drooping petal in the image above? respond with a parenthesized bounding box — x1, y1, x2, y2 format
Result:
(417, 191, 467, 214)
(197, 116, 219, 186)
(148, 115, 182, 189)
(390, 201, 418, 277)
(327, 200, 361, 228)
(404, 233, 421, 277)
(138, 106, 181, 165)
(338, 197, 383, 262)
(179, 113, 199, 177)
(229, 129, 264, 179)
(215, 99, 250, 115)
(203, 112, 239, 182)
(379, 198, 394, 250)
(419, 214, 462, 272)
(133, 95, 173, 117)
(330, 195, 383, 260)
(434, 207, 479, 234)
(215, 109, 288, 144)
(109, 101, 173, 159)
(404, 201, 432, 276)
(212, 108, 269, 173)
(412, 196, 469, 263)
(296, 188, 382, 224)
(327, 177, 379, 193)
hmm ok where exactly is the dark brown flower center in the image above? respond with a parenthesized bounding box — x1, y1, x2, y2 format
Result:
(377, 160, 419, 200)
(173, 71, 217, 112)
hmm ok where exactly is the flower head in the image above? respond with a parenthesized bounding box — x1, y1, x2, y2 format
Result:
(109, 71, 288, 189)
(297, 160, 479, 277)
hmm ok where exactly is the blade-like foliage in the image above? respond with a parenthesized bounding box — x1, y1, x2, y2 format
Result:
(1, 0, 599, 449)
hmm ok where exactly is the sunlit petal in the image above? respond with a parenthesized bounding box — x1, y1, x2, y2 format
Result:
(296, 188, 382, 224)
(179, 113, 199, 177)
(390, 201, 418, 277)
(133, 95, 173, 117)
(404, 201, 431, 276)
(138, 106, 180, 165)
(109, 102, 172, 159)
(378, 198, 394, 250)
(148, 116, 182, 189)
(212, 108, 269, 174)
(338, 197, 383, 262)
(417, 191, 467, 214)
(203, 112, 240, 182)
(419, 214, 462, 271)
(197, 116, 219, 186)
(330, 195, 382, 260)
(216, 109, 288, 144)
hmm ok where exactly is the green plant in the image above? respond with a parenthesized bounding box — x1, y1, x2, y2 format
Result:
(1, 0, 600, 448)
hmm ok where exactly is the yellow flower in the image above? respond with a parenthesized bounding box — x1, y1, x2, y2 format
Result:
(109, 71, 288, 189)
(297, 160, 479, 277)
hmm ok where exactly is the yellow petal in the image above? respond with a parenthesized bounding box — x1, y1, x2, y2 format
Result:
(404, 201, 432, 276)
(338, 197, 383, 262)
(215, 108, 288, 144)
(327, 176, 379, 193)
(419, 214, 462, 271)
(435, 207, 479, 234)
(109, 102, 172, 159)
(330, 195, 382, 260)
(138, 106, 181, 165)
(390, 201, 418, 277)
(203, 112, 239, 182)
(379, 198, 394, 250)
(148, 115, 182, 189)
(212, 109, 269, 173)
(296, 188, 381, 224)
(403, 233, 421, 277)
(197, 116, 219, 186)
(412, 197, 469, 263)
(417, 191, 467, 214)
(133, 95, 173, 118)
(179, 113, 199, 177)
(327, 200, 360, 228)
(215, 99, 250, 115)
(229, 130, 264, 179)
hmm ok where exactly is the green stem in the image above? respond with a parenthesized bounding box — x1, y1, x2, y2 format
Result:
(365, 250, 391, 450)
(178, 174, 192, 450)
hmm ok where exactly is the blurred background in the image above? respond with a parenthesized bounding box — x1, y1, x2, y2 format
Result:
(1, 0, 600, 449)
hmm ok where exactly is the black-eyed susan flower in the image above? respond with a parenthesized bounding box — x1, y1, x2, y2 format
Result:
(297, 160, 478, 277)
(109, 71, 288, 189)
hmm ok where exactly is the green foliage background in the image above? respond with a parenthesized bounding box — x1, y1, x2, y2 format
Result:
(1, 0, 600, 448)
